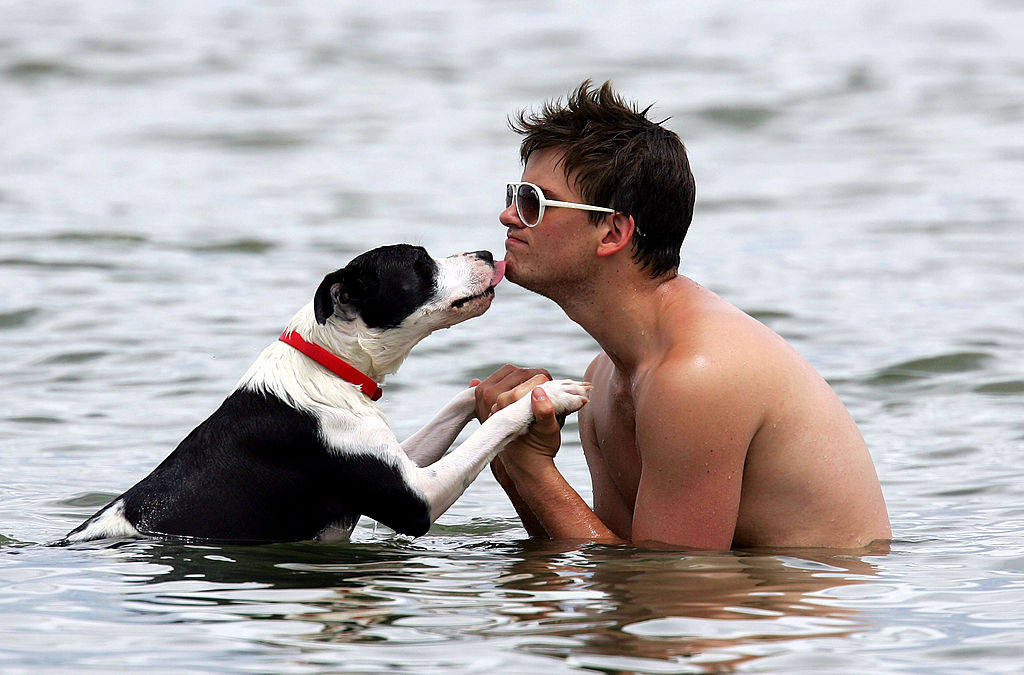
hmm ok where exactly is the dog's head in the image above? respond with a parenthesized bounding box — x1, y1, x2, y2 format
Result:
(313, 244, 504, 334)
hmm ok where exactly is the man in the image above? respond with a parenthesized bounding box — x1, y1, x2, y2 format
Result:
(474, 81, 890, 550)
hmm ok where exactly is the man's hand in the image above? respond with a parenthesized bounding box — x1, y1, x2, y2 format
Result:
(471, 364, 552, 423)
(472, 365, 581, 539)
(472, 365, 565, 465)
(471, 366, 619, 543)
(499, 385, 565, 464)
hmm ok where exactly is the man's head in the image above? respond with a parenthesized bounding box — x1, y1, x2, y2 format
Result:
(509, 80, 695, 279)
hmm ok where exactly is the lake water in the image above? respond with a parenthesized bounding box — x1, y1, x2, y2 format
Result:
(2, 1, 1023, 672)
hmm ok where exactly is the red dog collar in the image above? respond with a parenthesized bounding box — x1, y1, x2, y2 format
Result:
(279, 331, 383, 401)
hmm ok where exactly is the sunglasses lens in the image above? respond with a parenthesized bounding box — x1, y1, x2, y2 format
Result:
(505, 184, 514, 209)
(516, 184, 541, 226)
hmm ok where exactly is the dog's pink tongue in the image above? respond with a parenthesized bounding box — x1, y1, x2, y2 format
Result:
(491, 260, 506, 287)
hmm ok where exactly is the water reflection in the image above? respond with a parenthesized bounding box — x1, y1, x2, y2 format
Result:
(103, 535, 886, 671)
(479, 542, 883, 671)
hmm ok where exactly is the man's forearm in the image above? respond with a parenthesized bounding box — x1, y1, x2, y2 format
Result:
(490, 457, 546, 537)
(501, 456, 623, 543)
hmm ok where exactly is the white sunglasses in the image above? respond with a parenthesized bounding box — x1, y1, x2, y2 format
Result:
(506, 181, 615, 227)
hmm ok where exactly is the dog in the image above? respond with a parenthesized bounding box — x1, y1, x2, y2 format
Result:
(58, 244, 589, 544)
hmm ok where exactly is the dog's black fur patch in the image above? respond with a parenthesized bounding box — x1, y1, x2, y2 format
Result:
(64, 389, 431, 543)
(315, 244, 439, 329)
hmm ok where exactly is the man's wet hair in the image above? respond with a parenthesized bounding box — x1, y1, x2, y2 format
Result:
(510, 80, 696, 278)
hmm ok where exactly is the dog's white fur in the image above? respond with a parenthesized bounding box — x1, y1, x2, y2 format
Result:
(66, 252, 588, 543)
(64, 500, 140, 542)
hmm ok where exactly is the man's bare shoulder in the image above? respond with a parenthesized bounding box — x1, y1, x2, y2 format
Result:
(635, 329, 769, 466)
(645, 289, 755, 380)
(645, 279, 890, 548)
(652, 277, 808, 388)
(633, 277, 841, 460)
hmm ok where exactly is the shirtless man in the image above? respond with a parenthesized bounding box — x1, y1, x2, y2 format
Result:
(475, 81, 890, 550)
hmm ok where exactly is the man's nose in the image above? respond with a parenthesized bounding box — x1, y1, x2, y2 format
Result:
(500, 202, 524, 228)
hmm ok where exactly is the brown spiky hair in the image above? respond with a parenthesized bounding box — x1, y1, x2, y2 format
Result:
(510, 80, 695, 278)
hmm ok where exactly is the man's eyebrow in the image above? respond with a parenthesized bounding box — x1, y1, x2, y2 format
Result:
(535, 184, 562, 200)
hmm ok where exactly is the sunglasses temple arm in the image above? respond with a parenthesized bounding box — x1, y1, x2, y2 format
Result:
(543, 198, 615, 214)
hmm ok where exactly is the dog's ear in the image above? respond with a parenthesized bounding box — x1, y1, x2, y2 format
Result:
(313, 268, 379, 324)
(313, 270, 347, 325)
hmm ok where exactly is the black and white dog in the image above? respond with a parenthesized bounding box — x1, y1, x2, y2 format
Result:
(60, 244, 589, 545)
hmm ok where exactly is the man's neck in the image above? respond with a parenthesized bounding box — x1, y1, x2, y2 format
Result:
(561, 270, 682, 375)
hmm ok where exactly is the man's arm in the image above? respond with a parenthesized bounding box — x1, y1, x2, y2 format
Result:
(494, 387, 623, 542)
(502, 358, 756, 549)
(629, 357, 759, 550)
(478, 358, 759, 549)
(489, 452, 546, 537)
(474, 366, 622, 543)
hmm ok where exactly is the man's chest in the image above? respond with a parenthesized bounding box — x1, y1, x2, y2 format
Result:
(581, 377, 643, 515)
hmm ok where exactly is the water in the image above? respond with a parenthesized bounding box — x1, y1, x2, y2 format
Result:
(2, 0, 1023, 671)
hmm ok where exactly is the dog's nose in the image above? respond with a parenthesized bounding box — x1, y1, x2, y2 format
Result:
(470, 250, 493, 264)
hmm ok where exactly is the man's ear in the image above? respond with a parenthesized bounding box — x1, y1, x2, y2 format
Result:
(595, 212, 637, 258)
(313, 270, 347, 325)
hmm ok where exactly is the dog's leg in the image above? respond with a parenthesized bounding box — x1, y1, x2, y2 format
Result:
(400, 387, 477, 467)
(331, 381, 587, 538)
(407, 380, 590, 522)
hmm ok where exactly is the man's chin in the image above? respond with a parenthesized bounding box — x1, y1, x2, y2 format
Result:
(504, 268, 547, 297)
(503, 257, 548, 294)
(503, 260, 527, 287)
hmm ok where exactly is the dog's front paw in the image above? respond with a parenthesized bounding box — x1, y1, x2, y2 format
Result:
(538, 379, 591, 416)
